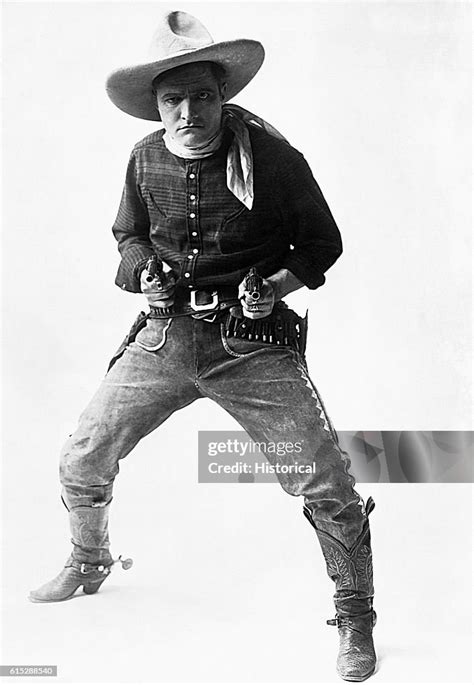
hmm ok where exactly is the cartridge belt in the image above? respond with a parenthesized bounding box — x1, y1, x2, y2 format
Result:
(223, 304, 308, 354)
(147, 287, 307, 353)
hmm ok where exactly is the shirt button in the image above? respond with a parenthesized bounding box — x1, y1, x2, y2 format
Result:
(189, 213, 196, 219)
(122, 283, 127, 289)
(189, 173, 196, 179)
(190, 194, 196, 201)
(192, 231, 198, 237)
(184, 272, 190, 278)
(192, 248, 199, 254)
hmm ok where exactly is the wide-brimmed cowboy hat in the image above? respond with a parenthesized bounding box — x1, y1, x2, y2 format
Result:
(106, 10, 265, 121)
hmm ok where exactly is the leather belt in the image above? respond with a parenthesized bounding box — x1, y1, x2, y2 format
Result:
(148, 286, 240, 319)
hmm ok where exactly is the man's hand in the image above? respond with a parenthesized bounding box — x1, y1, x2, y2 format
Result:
(234, 268, 304, 320)
(238, 277, 275, 319)
(140, 263, 176, 308)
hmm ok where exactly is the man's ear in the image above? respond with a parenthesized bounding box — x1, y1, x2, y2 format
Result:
(219, 81, 227, 101)
(152, 88, 161, 117)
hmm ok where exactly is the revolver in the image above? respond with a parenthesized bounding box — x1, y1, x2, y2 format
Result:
(145, 254, 165, 289)
(243, 266, 263, 303)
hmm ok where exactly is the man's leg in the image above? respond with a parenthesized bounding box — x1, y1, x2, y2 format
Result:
(30, 317, 201, 602)
(200, 330, 376, 681)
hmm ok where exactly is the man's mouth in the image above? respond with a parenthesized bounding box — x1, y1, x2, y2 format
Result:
(179, 125, 202, 130)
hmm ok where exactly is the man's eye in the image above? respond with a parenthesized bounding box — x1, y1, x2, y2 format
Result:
(165, 97, 179, 105)
(198, 92, 210, 100)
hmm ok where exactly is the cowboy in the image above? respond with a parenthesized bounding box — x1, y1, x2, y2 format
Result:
(29, 11, 377, 682)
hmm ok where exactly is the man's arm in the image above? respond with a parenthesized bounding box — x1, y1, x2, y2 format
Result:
(239, 144, 341, 319)
(277, 146, 343, 291)
(238, 267, 303, 319)
(112, 151, 155, 293)
(267, 268, 304, 300)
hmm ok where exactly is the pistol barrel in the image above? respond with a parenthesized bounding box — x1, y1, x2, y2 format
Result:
(145, 255, 164, 287)
(244, 266, 263, 302)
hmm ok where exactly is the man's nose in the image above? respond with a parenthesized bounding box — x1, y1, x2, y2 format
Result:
(180, 97, 197, 121)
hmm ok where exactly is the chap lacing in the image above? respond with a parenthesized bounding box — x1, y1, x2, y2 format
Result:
(293, 353, 370, 517)
(292, 356, 332, 434)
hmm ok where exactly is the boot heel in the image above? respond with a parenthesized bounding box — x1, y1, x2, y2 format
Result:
(83, 578, 106, 595)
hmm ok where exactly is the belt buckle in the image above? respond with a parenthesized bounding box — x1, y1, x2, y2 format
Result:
(189, 289, 218, 311)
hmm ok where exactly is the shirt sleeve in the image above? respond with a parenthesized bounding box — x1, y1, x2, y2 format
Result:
(277, 146, 343, 290)
(112, 150, 155, 293)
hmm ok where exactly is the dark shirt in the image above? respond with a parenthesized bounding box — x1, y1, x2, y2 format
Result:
(112, 125, 342, 293)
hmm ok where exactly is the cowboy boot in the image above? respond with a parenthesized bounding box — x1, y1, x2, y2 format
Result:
(29, 499, 132, 603)
(29, 555, 115, 603)
(304, 497, 377, 682)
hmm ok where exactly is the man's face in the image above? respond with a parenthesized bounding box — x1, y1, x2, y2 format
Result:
(155, 63, 226, 147)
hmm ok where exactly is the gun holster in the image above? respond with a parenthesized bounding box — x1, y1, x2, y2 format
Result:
(107, 310, 149, 372)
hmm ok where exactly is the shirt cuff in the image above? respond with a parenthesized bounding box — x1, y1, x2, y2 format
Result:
(280, 254, 326, 290)
(115, 245, 155, 293)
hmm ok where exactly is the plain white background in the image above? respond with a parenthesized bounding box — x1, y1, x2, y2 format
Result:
(1, 1, 472, 683)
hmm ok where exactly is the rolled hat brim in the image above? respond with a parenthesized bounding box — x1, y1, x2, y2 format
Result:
(106, 39, 265, 121)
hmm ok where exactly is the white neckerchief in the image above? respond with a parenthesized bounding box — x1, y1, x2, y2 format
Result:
(163, 126, 224, 159)
(162, 104, 288, 210)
